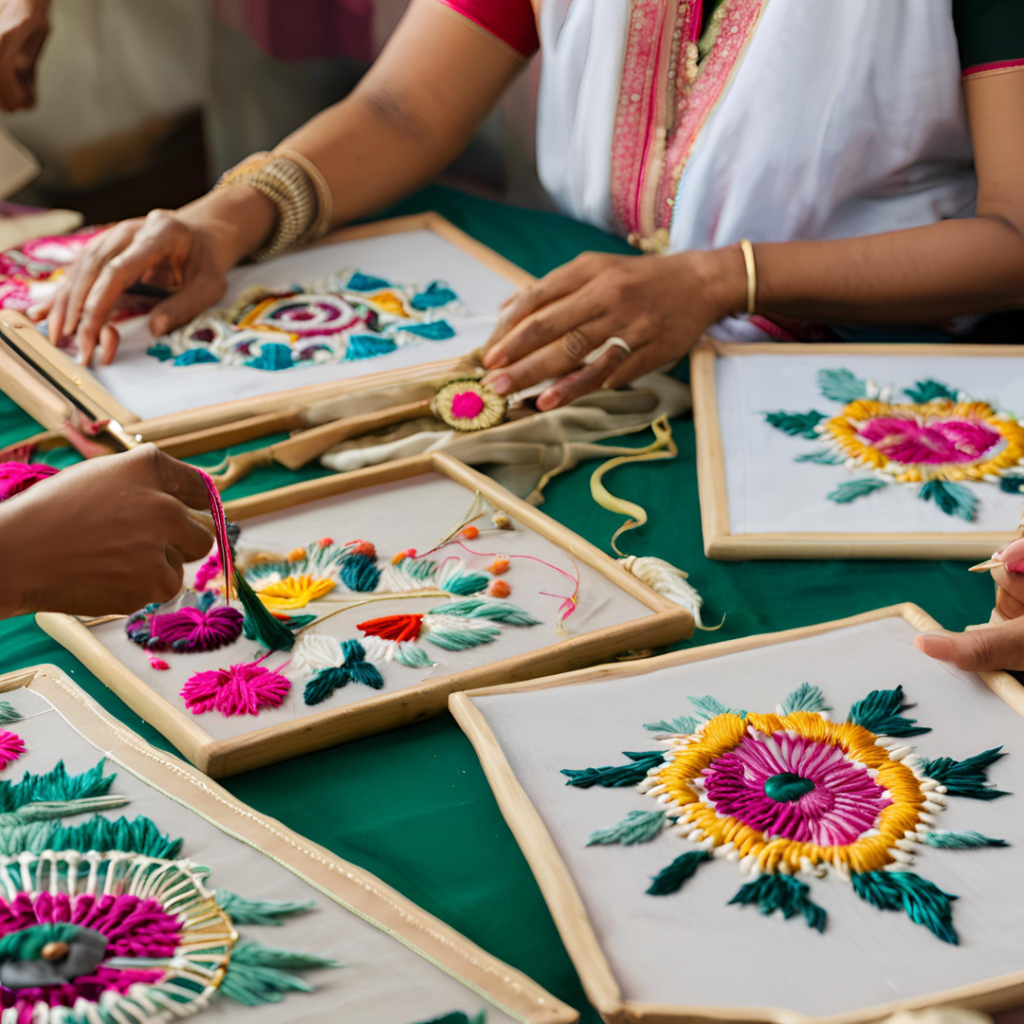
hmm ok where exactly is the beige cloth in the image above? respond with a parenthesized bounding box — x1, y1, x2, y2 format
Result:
(318, 371, 691, 504)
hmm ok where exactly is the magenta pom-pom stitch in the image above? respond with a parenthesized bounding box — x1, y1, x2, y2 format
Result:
(148, 605, 244, 653)
(181, 662, 291, 716)
(0, 730, 26, 770)
(0, 461, 58, 502)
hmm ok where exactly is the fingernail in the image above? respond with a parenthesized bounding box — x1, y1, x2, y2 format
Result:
(914, 634, 954, 660)
(537, 389, 560, 412)
(488, 374, 512, 396)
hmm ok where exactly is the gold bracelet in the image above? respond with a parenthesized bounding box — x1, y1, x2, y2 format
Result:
(275, 146, 333, 243)
(739, 238, 757, 315)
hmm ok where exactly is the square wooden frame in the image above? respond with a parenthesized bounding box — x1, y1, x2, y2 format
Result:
(691, 338, 1024, 561)
(450, 602, 1024, 1024)
(0, 662, 578, 1024)
(37, 451, 693, 777)
(0, 212, 533, 452)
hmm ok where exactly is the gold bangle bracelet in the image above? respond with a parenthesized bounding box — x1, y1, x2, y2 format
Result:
(739, 238, 757, 315)
(274, 146, 333, 243)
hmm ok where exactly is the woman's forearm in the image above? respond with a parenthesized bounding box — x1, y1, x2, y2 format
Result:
(752, 215, 1024, 325)
(278, 0, 523, 229)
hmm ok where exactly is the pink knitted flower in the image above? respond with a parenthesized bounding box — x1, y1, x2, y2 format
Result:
(0, 461, 58, 502)
(181, 662, 290, 716)
(0, 731, 26, 769)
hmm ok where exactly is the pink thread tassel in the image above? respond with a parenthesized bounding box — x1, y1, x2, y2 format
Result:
(196, 469, 234, 602)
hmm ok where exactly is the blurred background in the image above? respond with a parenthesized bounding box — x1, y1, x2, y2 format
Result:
(0, 0, 547, 230)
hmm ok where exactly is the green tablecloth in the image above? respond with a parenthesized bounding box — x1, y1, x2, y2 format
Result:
(0, 186, 996, 1023)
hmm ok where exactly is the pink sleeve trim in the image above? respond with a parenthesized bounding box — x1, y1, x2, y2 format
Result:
(962, 58, 1024, 79)
(434, 0, 539, 58)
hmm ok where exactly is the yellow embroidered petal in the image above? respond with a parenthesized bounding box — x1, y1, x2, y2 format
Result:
(256, 573, 336, 610)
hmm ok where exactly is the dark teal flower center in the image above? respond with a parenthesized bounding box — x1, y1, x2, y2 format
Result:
(764, 771, 815, 803)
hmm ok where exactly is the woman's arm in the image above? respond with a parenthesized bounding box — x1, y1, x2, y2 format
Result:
(483, 71, 1024, 411)
(45, 0, 524, 365)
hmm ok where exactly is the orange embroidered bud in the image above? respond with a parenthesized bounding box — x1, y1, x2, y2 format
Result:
(287, 547, 307, 562)
(460, 525, 480, 540)
(392, 548, 416, 565)
(348, 540, 376, 559)
(487, 579, 511, 598)
(488, 558, 510, 575)
(318, 537, 334, 547)
(492, 513, 513, 530)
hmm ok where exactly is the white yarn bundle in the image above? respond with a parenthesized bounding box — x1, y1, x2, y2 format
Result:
(617, 555, 717, 630)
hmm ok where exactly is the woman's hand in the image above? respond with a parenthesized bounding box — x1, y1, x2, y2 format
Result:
(0, 0, 48, 111)
(914, 537, 1024, 670)
(0, 445, 215, 618)
(481, 247, 744, 410)
(40, 186, 276, 366)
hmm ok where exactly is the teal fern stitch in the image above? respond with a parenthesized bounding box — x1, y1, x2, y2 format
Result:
(647, 851, 710, 895)
(847, 685, 930, 737)
(919, 747, 1009, 799)
(0, 703, 20, 726)
(562, 750, 665, 789)
(919, 480, 978, 522)
(729, 875, 827, 932)
(587, 809, 666, 846)
(0, 760, 115, 812)
(217, 940, 338, 1006)
(796, 450, 843, 465)
(817, 368, 868, 402)
(780, 682, 830, 715)
(214, 891, 316, 925)
(765, 410, 825, 439)
(904, 379, 958, 403)
(851, 871, 958, 944)
(441, 599, 541, 626)
(644, 714, 700, 735)
(919, 830, 1008, 849)
(827, 478, 888, 503)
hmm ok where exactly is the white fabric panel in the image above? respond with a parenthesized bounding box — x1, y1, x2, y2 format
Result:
(87, 229, 518, 419)
(471, 616, 1024, 1017)
(90, 473, 653, 743)
(715, 352, 1024, 535)
(4, 685, 519, 1023)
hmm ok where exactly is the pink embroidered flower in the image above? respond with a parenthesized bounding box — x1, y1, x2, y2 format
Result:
(0, 461, 58, 502)
(0, 731, 26, 770)
(148, 605, 243, 653)
(181, 662, 290, 716)
(857, 416, 1002, 467)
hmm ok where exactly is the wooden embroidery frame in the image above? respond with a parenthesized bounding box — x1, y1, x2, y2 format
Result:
(0, 663, 578, 1024)
(691, 338, 1024, 561)
(450, 602, 1024, 1024)
(37, 451, 693, 778)
(0, 212, 533, 458)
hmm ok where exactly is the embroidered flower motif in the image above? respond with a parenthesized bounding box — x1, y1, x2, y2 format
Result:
(766, 369, 1024, 521)
(256, 574, 337, 610)
(565, 683, 1009, 943)
(0, 731, 25, 770)
(126, 592, 242, 653)
(181, 662, 290, 716)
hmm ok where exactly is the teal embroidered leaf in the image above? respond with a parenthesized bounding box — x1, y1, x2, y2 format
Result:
(440, 599, 540, 626)
(561, 750, 664, 789)
(919, 830, 1008, 849)
(442, 573, 490, 596)
(214, 891, 315, 926)
(904, 379, 958, 404)
(827, 478, 888, 504)
(0, 760, 115, 813)
(728, 874, 827, 933)
(817, 368, 868, 403)
(796, 450, 843, 465)
(919, 480, 978, 523)
(304, 667, 350, 706)
(780, 682, 831, 716)
(647, 851, 710, 895)
(0, 703, 20, 726)
(643, 715, 700, 735)
(920, 747, 1009, 800)
(847, 685, 931, 737)
(587, 809, 666, 847)
(765, 410, 825, 439)
(689, 695, 746, 720)
(50, 815, 183, 859)
(851, 871, 958, 945)
(218, 940, 337, 1006)
(424, 620, 501, 650)
(1000, 474, 1024, 494)
(395, 644, 436, 668)
(340, 554, 381, 592)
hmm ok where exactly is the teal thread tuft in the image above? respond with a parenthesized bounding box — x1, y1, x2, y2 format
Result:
(0, 760, 115, 813)
(764, 772, 815, 802)
(341, 554, 381, 592)
(919, 830, 1008, 849)
(562, 750, 664, 789)
(765, 410, 825, 439)
(827, 478, 888, 504)
(728, 874, 827, 933)
(586, 809, 666, 847)
(847, 685, 930, 737)
(347, 271, 391, 291)
(689, 695, 746, 720)
(214, 891, 315, 925)
(780, 682, 830, 715)
(246, 343, 294, 371)
(344, 334, 397, 360)
(399, 320, 455, 340)
(411, 281, 458, 310)
(441, 599, 540, 626)
(920, 747, 1009, 800)
(851, 871, 958, 944)
(174, 348, 219, 366)
(146, 343, 173, 361)
(218, 939, 337, 1006)
(424, 620, 501, 650)
(904, 379, 958, 404)
(235, 570, 295, 652)
(0, 703, 20, 726)
(50, 814, 183, 859)
(817, 368, 868, 403)
(919, 479, 977, 522)
(644, 715, 700, 735)
(646, 851, 711, 895)
(395, 644, 435, 668)
(442, 572, 490, 596)
(303, 668, 347, 706)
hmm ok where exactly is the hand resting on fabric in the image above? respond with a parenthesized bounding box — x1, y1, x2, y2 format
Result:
(915, 536, 1024, 671)
(0, 445, 214, 617)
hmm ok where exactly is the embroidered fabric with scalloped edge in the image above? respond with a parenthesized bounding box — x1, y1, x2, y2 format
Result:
(564, 682, 1010, 944)
(765, 369, 1024, 521)
(0, 758, 336, 1019)
(181, 661, 291, 716)
(156, 268, 463, 371)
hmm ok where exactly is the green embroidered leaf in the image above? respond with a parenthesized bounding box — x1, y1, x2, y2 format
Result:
(827, 478, 888, 504)
(215, 891, 315, 926)
(920, 747, 1009, 800)
(780, 682, 831, 716)
(218, 940, 337, 1006)
(918, 830, 1008, 849)
(728, 874, 827, 933)
(561, 750, 665, 789)
(796, 450, 843, 465)
(441, 599, 540, 626)
(817, 368, 868, 403)
(847, 685, 930, 737)
(0, 703, 20, 726)
(919, 480, 977, 523)
(0, 760, 115, 814)
(689, 695, 746, 720)
(50, 815, 183, 859)
(443, 573, 490, 596)
(340, 554, 381, 592)
(587, 809, 666, 846)
(851, 871, 958, 944)
(395, 644, 436, 668)
(904, 379, 958, 404)
(647, 851, 710, 895)
(643, 715, 700, 735)
(0, 822, 57, 855)
(2, 794, 130, 825)
(765, 410, 825, 439)
(1000, 475, 1024, 494)
(424, 620, 501, 650)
